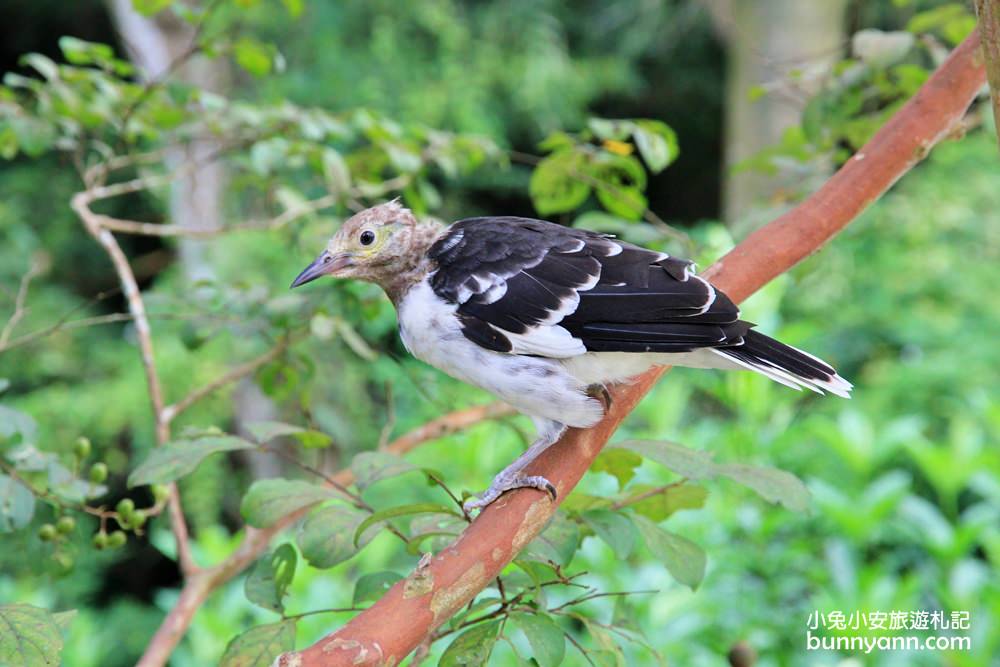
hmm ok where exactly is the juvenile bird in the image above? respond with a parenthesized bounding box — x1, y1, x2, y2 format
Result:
(292, 201, 851, 511)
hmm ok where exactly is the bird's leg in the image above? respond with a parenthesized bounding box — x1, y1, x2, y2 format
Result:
(464, 420, 567, 513)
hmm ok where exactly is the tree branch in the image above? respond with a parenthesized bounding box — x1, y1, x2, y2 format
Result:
(161, 336, 292, 424)
(0, 254, 46, 348)
(276, 31, 986, 667)
(133, 402, 513, 667)
(975, 0, 1000, 150)
(71, 190, 196, 575)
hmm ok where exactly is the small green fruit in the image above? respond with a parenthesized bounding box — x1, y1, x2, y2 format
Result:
(38, 524, 57, 541)
(107, 530, 127, 549)
(130, 510, 147, 530)
(116, 498, 135, 518)
(152, 484, 170, 504)
(89, 462, 108, 484)
(54, 553, 74, 571)
(93, 532, 108, 550)
(56, 516, 76, 534)
(74, 436, 92, 459)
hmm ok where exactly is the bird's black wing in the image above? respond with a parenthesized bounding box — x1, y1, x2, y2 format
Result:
(427, 217, 748, 358)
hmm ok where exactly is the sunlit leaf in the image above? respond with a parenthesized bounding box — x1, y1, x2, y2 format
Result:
(219, 620, 295, 667)
(233, 38, 274, 78)
(590, 448, 642, 490)
(131, 0, 174, 17)
(590, 153, 647, 220)
(245, 544, 297, 614)
(624, 483, 708, 522)
(352, 571, 403, 605)
(439, 619, 500, 667)
(632, 119, 678, 173)
(128, 435, 255, 487)
(0, 604, 63, 667)
(241, 478, 347, 528)
(530, 149, 590, 215)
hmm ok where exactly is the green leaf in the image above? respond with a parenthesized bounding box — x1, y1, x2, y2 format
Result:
(219, 620, 295, 667)
(522, 511, 579, 565)
(590, 153, 647, 220)
(241, 479, 346, 529)
(615, 441, 809, 512)
(590, 449, 642, 490)
(580, 510, 637, 559)
(0, 405, 37, 444)
(530, 149, 591, 215)
(439, 620, 500, 667)
(246, 421, 333, 450)
(297, 505, 376, 569)
(352, 571, 403, 605)
(625, 483, 708, 522)
(0, 604, 63, 667)
(352, 502, 459, 548)
(281, 0, 304, 17)
(233, 38, 274, 78)
(632, 120, 678, 173)
(633, 515, 705, 589)
(58, 37, 115, 66)
(128, 435, 255, 487)
(245, 544, 297, 614)
(612, 441, 715, 479)
(0, 474, 35, 532)
(245, 421, 303, 442)
(513, 613, 565, 667)
(587, 118, 631, 141)
(131, 0, 174, 16)
(715, 463, 810, 512)
(350, 451, 417, 490)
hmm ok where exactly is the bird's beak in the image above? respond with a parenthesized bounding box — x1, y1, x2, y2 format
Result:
(290, 251, 352, 288)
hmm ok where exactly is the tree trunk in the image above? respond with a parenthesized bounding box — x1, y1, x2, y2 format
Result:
(712, 0, 849, 228)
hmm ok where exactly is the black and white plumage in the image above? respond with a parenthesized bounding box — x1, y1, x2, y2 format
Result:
(425, 216, 850, 397)
(292, 203, 851, 510)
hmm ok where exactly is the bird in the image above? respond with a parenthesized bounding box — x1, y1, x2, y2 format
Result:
(291, 200, 851, 511)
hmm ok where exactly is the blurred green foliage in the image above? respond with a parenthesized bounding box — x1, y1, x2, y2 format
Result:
(1, 0, 998, 666)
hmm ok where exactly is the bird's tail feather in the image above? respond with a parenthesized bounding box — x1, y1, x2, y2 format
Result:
(713, 330, 852, 398)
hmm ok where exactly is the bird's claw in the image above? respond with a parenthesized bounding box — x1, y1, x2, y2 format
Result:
(588, 384, 613, 412)
(463, 471, 557, 513)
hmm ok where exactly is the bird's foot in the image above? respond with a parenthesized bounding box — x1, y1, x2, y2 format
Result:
(463, 470, 556, 513)
(588, 384, 613, 412)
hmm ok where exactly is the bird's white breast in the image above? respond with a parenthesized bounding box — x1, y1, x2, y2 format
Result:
(395, 280, 603, 428)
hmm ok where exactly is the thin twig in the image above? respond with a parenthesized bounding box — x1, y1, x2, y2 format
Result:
(71, 190, 197, 576)
(0, 256, 46, 348)
(162, 337, 292, 423)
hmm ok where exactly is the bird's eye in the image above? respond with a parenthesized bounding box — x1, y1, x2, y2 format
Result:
(359, 230, 376, 246)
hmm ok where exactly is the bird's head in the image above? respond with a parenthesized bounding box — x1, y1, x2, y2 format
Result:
(290, 199, 424, 289)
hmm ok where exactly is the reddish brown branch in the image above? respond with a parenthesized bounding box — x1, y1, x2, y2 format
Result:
(279, 31, 986, 667)
(134, 402, 512, 667)
(975, 0, 1000, 149)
